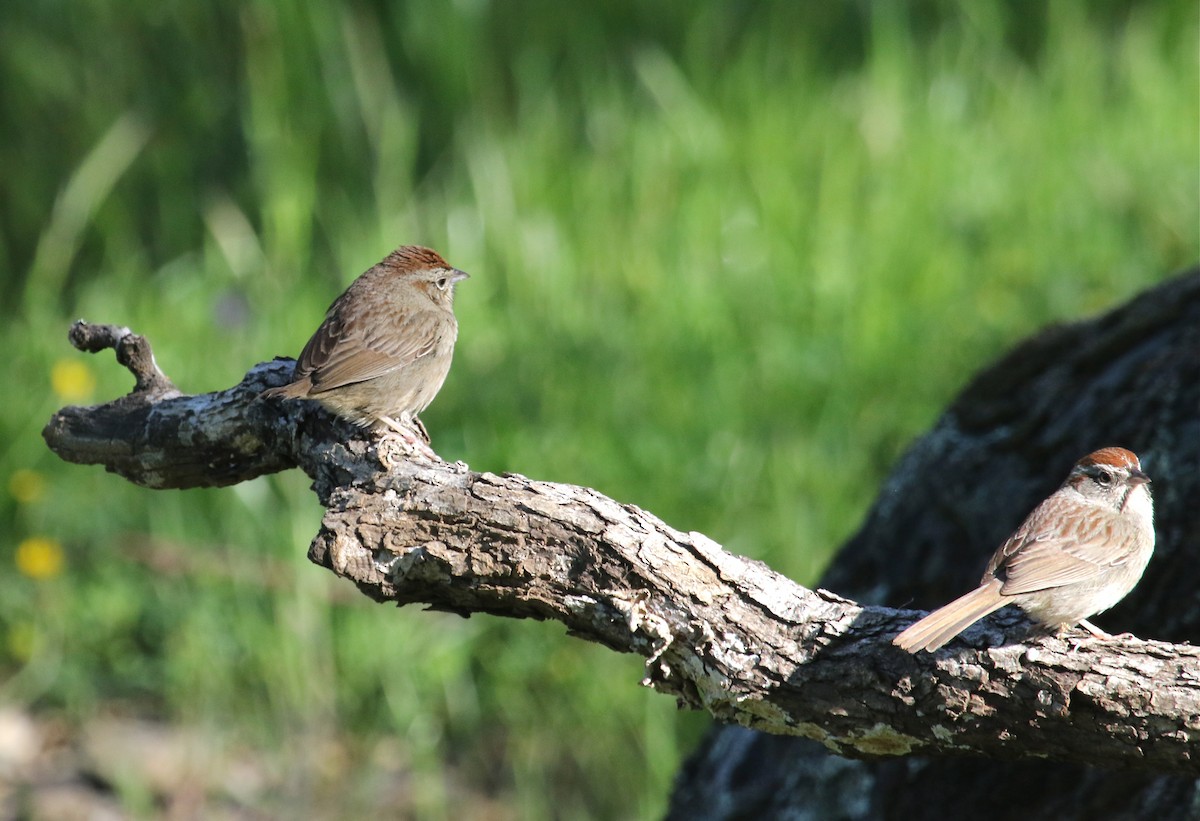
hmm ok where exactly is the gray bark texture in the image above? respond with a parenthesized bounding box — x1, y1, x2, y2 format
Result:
(42, 270, 1200, 813)
(668, 268, 1200, 820)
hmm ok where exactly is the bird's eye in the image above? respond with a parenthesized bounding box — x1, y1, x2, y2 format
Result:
(1094, 471, 1113, 486)
(436, 277, 449, 290)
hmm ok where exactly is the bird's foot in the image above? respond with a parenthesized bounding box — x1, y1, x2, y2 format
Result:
(376, 416, 439, 463)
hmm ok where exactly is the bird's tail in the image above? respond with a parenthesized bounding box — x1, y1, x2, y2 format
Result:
(893, 580, 1007, 653)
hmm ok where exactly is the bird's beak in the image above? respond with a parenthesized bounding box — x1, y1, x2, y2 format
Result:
(1129, 468, 1151, 486)
(449, 269, 469, 284)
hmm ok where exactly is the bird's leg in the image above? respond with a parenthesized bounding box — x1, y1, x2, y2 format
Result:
(410, 415, 432, 444)
(377, 415, 411, 437)
(1077, 619, 1113, 640)
(1080, 619, 1138, 642)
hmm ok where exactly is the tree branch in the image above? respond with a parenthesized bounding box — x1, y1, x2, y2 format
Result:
(43, 317, 1200, 775)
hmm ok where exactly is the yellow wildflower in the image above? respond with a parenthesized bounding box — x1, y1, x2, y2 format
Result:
(15, 537, 65, 580)
(51, 359, 96, 402)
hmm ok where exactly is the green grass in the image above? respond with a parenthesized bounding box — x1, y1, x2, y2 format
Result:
(2, 2, 1197, 818)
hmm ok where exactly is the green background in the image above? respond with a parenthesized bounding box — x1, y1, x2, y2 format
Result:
(2, 1, 1196, 817)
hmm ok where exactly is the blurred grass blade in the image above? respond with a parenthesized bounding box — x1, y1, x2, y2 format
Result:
(26, 112, 152, 310)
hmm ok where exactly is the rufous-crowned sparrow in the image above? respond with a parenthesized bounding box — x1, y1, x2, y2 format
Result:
(263, 245, 467, 441)
(893, 447, 1154, 653)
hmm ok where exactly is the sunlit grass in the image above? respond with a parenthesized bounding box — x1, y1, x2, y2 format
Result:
(1, 1, 1196, 818)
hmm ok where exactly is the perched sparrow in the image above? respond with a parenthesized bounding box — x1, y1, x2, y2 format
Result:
(893, 447, 1154, 653)
(263, 245, 467, 440)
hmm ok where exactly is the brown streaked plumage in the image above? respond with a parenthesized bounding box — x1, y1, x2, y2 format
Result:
(893, 447, 1155, 653)
(263, 245, 467, 439)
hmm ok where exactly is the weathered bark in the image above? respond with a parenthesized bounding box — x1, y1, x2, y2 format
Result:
(668, 269, 1200, 819)
(43, 272, 1200, 791)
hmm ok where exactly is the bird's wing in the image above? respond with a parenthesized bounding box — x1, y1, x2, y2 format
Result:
(990, 504, 1142, 595)
(297, 308, 451, 393)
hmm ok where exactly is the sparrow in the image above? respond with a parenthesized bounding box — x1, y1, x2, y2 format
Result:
(263, 245, 467, 442)
(893, 447, 1155, 653)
